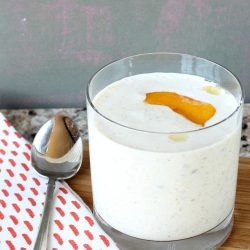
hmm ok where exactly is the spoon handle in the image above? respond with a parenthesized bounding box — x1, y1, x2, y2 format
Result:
(34, 178, 56, 250)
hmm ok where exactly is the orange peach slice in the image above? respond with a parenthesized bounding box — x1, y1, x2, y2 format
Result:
(145, 92, 216, 126)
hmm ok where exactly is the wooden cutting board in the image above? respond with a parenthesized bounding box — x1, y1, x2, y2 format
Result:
(67, 143, 250, 249)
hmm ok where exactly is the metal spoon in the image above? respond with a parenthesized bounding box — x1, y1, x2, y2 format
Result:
(31, 112, 83, 250)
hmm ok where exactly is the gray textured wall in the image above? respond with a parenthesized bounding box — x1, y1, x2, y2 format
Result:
(0, 0, 249, 108)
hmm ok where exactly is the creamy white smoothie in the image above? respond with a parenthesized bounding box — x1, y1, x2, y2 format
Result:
(88, 73, 242, 241)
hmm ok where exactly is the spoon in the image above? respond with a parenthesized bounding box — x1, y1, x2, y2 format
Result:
(31, 112, 83, 250)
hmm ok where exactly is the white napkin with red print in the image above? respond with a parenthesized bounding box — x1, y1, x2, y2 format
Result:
(0, 113, 119, 250)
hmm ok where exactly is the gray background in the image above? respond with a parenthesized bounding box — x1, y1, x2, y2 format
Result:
(0, 0, 249, 108)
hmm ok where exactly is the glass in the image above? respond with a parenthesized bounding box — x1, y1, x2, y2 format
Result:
(86, 53, 243, 250)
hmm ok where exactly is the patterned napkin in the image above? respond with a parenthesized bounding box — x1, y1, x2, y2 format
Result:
(0, 113, 119, 250)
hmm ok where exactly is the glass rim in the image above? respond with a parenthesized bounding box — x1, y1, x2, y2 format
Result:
(86, 52, 244, 135)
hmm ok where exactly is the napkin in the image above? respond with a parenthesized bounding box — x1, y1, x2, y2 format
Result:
(0, 113, 119, 250)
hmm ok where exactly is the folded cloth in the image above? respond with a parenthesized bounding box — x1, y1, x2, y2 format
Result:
(0, 113, 118, 250)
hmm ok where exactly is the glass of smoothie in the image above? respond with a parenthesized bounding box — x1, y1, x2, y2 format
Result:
(86, 53, 243, 250)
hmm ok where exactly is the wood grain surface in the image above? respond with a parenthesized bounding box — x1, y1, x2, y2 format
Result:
(67, 143, 250, 249)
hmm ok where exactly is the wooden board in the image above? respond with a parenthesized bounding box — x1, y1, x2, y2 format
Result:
(67, 143, 250, 249)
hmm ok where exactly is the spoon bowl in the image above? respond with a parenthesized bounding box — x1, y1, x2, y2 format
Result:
(32, 118, 82, 179)
(31, 112, 83, 249)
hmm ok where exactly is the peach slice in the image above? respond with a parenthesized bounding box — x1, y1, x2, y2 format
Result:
(202, 85, 221, 95)
(169, 134, 188, 142)
(145, 92, 216, 126)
